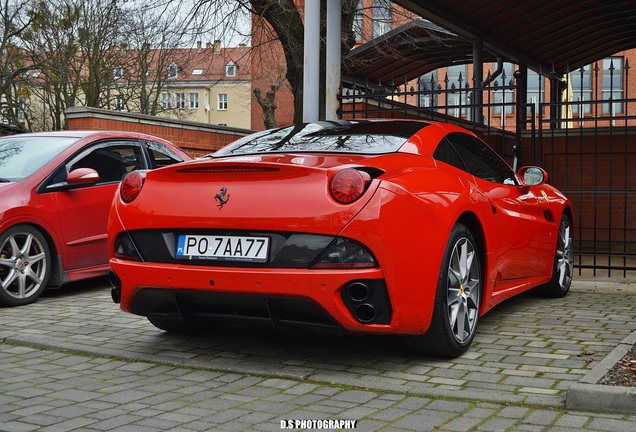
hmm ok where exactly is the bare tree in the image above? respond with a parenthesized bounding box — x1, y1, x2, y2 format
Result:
(253, 76, 284, 128)
(77, 0, 128, 108)
(18, 0, 203, 129)
(0, 0, 34, 130)
(114, 3, 200, 118)
(21, 0, 85, 130)
(178, 0, 360, 124)
(18, 0, 128, 130)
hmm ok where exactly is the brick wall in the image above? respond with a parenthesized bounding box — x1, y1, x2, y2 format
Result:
(66, 107, 253, 157)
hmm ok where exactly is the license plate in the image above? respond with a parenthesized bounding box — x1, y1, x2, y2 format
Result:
(176, 234, 269, 262)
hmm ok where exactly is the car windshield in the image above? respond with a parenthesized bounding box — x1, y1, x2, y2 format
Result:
(214, 121, 429, 157)
(0, 136, 80, 182)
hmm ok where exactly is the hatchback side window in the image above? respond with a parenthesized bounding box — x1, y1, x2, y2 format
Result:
(69, 143, 144, 184)
(144, 140, 184, 168)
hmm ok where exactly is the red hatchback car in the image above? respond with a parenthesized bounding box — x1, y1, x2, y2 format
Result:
(109, 120, 574, 357)
(0, 130, 190, 307)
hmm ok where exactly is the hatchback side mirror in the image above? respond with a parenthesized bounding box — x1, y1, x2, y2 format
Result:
(518, 166, 548, 187)
(67, 168, 100, 186)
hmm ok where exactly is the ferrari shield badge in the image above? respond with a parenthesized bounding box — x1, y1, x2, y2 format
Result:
(215, 187, 230, 209)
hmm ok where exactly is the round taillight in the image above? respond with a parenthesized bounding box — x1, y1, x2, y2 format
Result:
(330, 169, 371, 204)
(120, 171, 144, 203)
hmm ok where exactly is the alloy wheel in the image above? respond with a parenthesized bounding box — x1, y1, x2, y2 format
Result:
(0, 230, 49, 301)
(446, 237, 481, 344)
(556, 218, 574, 290)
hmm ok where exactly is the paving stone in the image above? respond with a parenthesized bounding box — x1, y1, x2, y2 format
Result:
(0, 281, 635, 431)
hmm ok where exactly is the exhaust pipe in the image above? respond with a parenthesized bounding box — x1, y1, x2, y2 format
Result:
(347, 282, 371, 302)
(354, 303, 377, 323)
(110, 270, 121, 304)
(340, 279, 391, 325)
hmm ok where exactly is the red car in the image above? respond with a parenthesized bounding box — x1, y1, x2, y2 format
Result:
(109, 120, 573, 357)
(0, 130, 191, 307)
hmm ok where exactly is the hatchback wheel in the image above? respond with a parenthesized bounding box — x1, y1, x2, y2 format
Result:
(406, 223, 482, 357)
(0, 225, 52, 307)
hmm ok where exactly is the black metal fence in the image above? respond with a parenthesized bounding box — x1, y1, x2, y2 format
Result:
(340, 61, 636, 277)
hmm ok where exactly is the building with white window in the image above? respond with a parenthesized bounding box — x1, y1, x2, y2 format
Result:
(143, 42, 251, 129)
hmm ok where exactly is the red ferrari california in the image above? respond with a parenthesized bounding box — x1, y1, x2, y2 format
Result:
(109, 120, 573, 357)
(0, 130, 190, 307)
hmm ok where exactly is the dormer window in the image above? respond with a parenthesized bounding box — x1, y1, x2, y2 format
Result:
(168, 62, 178, 79)
(225, 61, 236, 77)
(114, 66, 124, 80)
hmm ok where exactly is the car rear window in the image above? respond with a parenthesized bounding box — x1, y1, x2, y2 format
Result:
(214, 121, 430, 157)
(0, 136, 80, 182)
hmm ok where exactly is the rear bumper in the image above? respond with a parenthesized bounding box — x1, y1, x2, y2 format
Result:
(110, 260, 423, 334)
(109, 187, 452, 335)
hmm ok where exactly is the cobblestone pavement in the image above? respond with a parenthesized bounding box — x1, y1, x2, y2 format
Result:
(1, 277, 635, 431)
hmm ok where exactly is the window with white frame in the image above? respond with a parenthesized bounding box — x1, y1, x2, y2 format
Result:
(115, 95, 125, 111)
(175, 92, 186, 109)
(526, 69, 544, 116)
(189, 92, 199, 109)
(353, 1, 364, 41)
(418, 72, 437, 109)
(225, 62, 236, 77)
(217, 93, 228, 110)
(114, 66, 124, 80)
(493, 62, 515, 115)
(602, 57, 623, 115)
(17, 97, 27, 120)
(446, 65, 468, 117)
(160, 92, 171, 109)
(372, 0, 392, 38)
(571, 65, 592, 115)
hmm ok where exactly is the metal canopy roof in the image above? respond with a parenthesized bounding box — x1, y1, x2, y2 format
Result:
(345, 0, 636, 86)
(343, 19, 500, 86)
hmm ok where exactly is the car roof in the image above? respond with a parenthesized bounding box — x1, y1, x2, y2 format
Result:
(0, 130, 168, 141)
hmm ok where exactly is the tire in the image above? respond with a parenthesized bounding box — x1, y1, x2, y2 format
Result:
(406, 223, 482, 358)
(147, 315, 205, 334)
(0, 225, 52, 307)
(534, 214, 573, 298)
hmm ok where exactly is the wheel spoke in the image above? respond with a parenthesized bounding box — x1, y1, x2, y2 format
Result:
(1, 269, 18, 289)
(17, 273, 27, 298)
(0, 257, 16, 269)
(455, 300, 467, 342)
(458, 241, 468, 280)
(465, 279, 480, 308)
(20, 233, 34, 256)
(25, 266, 43, 286)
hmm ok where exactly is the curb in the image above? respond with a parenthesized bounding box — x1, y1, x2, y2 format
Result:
(566, 330, 636, 413)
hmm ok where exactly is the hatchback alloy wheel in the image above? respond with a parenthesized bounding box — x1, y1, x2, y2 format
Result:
(0, 225, 51, 306)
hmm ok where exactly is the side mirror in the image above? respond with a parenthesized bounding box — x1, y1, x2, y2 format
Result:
(67, 168, 100, 186)
(518, 166, 548, 187)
